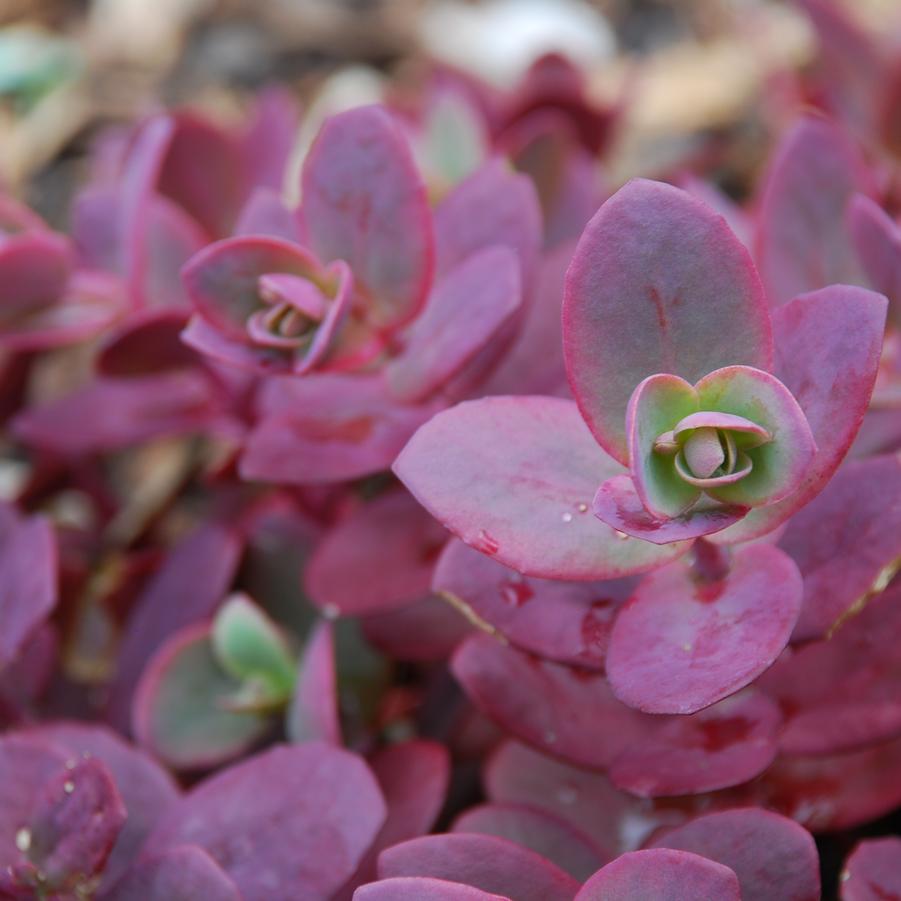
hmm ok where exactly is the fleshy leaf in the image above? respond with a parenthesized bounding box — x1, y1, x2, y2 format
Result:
(286, 620, 341, 745)
(693, 366, 816, 507)
(575, 849, 740, 901)
(394, 396, 690, 580)
(627, 373, 699, 518)
(16, 758, 126, 894)
(378, 834, 580, 901)
(434, 538, 635, 670)
(97, 309, 198, 377)
(0, 508, 57, 667)
(105, 845, 241, 901)
(109, 523, 242, 732)
(848, 193, 901, 324)
(841, 838, 901, 901)
(780, 455, 901, 640)
(652, 809, 821, 901)
(433, 158, 541, 282)
(146, 743, 387, 901)
(593, 475, 748, 544)
(451, 634, 654, 769)
(21, 722, 180, 892)
(755, 116, 872, 305)
(307, 490, 448, 617)
(355, 878, 508, 900)
(301, 105, 433, 330)
(385, 246, 522, 403)
(606, 544, 802, 713)
(182, 235, 322, 339)
(452, 803, 607, 882)
(0, 231, 73, 323)
(608, 690, 781, 797)
(133, 623, 271, 770)
(242, 373, 438, 485)
(710, 285, 887, 543)
(563, 178, 771, 463)
(211, 593, 295, 700)
(338, 740, 451, 896)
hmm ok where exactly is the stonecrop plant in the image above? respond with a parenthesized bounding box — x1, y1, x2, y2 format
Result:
(1, 1, 901, 899)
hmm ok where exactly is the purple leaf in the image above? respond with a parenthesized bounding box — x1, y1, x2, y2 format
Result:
(452, 803, 607, 882)
(575, 849, 740, 901)
(157, 112, 246, 238)
(108, 523, 243, 732)
(302, 105, 433, 330)
(563, 178, 771, 463)
(452, 634, 655, 769)
(96, 309, 198, 377)
(755, 116, 873, 305)
(306, 490, 448, 617)
(710, 284, 887, 543)
(242, 374, 438, 485)
(0, 508, 57, 667)
(361, 595, 474, 662)
(652, 809, 820, 901)
(780, 455, 901, 640)
(13, 758, 126, 894)
(841, 838, 901, 901)
(286, 620, 341, 745)
(0, 226, 73, 324)
(234, 188, 301, 242)
(394, 396, 689, 580)
(378, 833, 580, 901)
(608, 690, 781, 797)
(759, 583, 901, 756)
(21, 722, 180, 892)
(133, 623, 271, 770)
(105, 845, 241, 901)
(12, 371, 238, 455)
(337, 741, 451, 898)
(848, 193, 901, 323)
(433, 159, 541, 282)
(434, 538, 635, 670)
(355, 877, 509, 900)
(146, 743, 387, 901)
(385, 246, 522, 402)
(606, 544, 802, 713)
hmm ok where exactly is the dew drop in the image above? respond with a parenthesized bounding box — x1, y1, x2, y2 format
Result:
(577, 502, 589, 513)
(614, 530, 629, 540)
(63, 781, 75, 794)
(322, 603, 340, 620)
(682, 642, 692, 652)
(475, 529, 500, 555)
(561, 512, 573, 523)
(15, 828, 30, 853)
(499, 579, 534, 607)
(64, 759, 77, 770)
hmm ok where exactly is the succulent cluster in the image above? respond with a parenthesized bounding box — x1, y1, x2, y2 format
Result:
(1, 3, 901, 899)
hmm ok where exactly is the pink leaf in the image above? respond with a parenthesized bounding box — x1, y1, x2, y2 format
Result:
(563, 179, 771, 463)
(302, 106, 433, 330)
(286, 620, 341, 745)
(378, 833, 580, 901)
(575, 849, 740, 901)
(306, 490, 448, 617)
(434, 538, 635, 670)
(355, 877, 509, 900)
(606, 544, 802, 713)
(755, 116, 873, 305)
(452, 634, 655, 769)
(386, 246, 522, 402)
(105, 845, 241, 901)
(452, 803, 607, 882)
(394, 396, 689, 580)
(651, 809, 820, 901)
(841, 838, 901, 901)
(146, 743, 387, 901)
